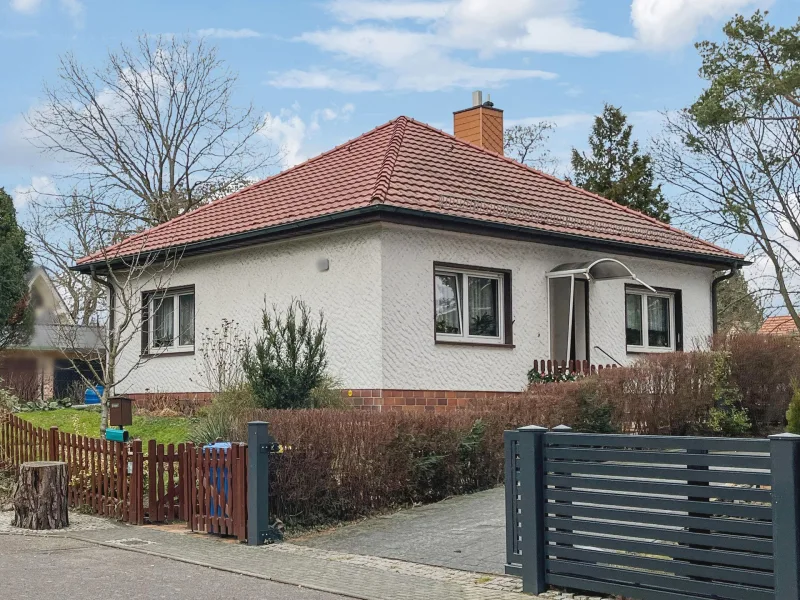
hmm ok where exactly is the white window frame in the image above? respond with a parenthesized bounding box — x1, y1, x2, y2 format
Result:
(625, 290, 675, 353)
(435, 267, 505, 345)
(149, 291, 195, 353)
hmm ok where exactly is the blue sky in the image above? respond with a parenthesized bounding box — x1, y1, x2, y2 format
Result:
(1, 0, 795, 216)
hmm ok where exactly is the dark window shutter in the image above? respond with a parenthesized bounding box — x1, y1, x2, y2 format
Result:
(503, 271, 513, 345)
(141, 293, 151, 356)
(674, 290, 684, 351)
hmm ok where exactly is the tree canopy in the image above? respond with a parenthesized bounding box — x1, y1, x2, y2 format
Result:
(656, 11, 800, 330)
(570, 104, 670, 222)
(0, 189, 34, 350)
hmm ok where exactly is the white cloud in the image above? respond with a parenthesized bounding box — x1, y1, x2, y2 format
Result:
(271, 0, 637, 93)
(12, 176, 57, 210)
(631, 0, 770, 50)
(9, 0, 85, 27)
(260, 104, 357, 169)
(329, 0, 453, 22)
(269, 69, 385, 92)
(9, 0, 42, 13)
(197, 28, 261, 39)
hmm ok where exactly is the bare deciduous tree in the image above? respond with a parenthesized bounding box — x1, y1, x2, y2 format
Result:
(504, 121, 558, 174)
(47, 196, 186, 433)
(26, 34, 275, 228)
(655, 102, 800, 325)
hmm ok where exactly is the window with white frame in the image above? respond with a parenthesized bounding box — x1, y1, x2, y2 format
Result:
(625, 289, 674, 352)
(434, 266, 506, 344)
(148, 289, 195, 353)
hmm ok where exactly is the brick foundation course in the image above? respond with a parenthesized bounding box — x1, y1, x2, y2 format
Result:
(123, 389, 521, 413)
(342, 389, 521, 412)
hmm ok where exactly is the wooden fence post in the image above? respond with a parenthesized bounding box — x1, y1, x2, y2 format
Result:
(518, 425, 547, 595)
(48, 426, 58, 461)
(771, 433, 800, 599)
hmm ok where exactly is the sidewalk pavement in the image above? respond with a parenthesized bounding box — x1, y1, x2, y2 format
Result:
(0, 512, 609, 600)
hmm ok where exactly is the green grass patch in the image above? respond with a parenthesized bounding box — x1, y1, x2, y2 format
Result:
(19, 408, 192, 446)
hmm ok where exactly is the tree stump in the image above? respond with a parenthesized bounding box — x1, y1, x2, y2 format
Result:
(12, 461, 69, 530)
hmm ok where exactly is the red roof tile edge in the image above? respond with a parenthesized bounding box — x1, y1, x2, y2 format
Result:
(77, 115, 744, 266)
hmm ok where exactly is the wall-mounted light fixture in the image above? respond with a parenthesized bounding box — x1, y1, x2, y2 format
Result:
(317, 258, 330, 272)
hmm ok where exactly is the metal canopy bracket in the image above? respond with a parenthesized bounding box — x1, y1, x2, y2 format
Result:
(547, 258, 656, 292)
(546, 258, 656, 362)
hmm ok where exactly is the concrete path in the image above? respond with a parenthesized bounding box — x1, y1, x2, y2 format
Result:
(297, 487, 507, 575)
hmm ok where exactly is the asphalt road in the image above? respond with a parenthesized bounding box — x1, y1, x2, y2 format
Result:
(0, 534, 345, 600)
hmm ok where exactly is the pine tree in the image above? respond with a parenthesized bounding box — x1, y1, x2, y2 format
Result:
(716, 271, 764, 334)
(0, 188, 34, 350)
(570, 104, 670, 222)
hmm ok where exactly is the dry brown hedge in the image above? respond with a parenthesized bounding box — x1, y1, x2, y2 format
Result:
(228, 401, 572, 527)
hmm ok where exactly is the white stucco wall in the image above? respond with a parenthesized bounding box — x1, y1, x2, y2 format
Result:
(114, 226, 384, 395)
(114, 222, 716, 396)
(379, 224, 716, 392)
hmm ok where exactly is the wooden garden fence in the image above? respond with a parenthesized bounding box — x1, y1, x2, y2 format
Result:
(0, 414, 250, 538)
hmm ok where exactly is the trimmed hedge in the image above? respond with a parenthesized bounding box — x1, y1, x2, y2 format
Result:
(228, 400, 563, 527)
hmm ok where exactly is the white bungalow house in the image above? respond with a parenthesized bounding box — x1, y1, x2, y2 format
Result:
(74, 93, 745, 410)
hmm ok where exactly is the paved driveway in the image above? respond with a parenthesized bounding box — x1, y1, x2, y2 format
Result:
(297, 487, 506, 575)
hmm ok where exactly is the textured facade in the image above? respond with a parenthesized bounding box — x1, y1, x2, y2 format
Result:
(114, 223, 716, 400)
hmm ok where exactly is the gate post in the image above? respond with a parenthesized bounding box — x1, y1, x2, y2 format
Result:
(771, 433, 800, 599)
(518, 425, 547, 595)
(247, 421, 270, 546)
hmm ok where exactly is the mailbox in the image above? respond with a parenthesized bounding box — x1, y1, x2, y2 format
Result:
(108, 396, 133, 427)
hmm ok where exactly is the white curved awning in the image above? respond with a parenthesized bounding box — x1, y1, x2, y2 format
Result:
(548, 258, 656, 292)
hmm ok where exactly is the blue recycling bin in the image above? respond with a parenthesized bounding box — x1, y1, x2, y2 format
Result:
(204, 442, 232, 517)
(84, 385, 104, 405)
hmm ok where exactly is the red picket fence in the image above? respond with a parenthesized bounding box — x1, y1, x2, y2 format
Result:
(531, 359, 618, 376)
(146, 440, 187, 524)
(186, 442, 248, 541)
(0, 415, 250, 538)
(1, 414, 144, 523)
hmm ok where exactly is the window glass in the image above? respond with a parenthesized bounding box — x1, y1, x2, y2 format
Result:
(435, 274, 462, 334)
(625, 293, 643, 346)
(152, 297, 174, 348)
(648, 296, 670, 348)
(179, 294, 195, 346)
(468, 276, 499, 337)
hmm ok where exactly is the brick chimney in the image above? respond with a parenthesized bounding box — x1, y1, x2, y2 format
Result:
(453, 90, 503, 155)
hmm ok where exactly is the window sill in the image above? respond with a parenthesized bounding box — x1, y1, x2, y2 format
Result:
(626, 347, 675, 354)
(435, 340, 515, 349)
(141, 349, 195, 358)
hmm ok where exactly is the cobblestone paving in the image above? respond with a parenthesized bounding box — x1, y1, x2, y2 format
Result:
(297, 487, 508, 574)
(0, 510, 117, 534)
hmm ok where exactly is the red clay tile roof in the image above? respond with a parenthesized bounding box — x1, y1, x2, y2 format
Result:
(77, 116, 743, 266)
(758, 316, 798, 336)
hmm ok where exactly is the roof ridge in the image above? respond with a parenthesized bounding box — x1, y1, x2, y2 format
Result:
(79, 119, 400, 264)
(371, 116, 408, 204)
(403, 118, 742, 259)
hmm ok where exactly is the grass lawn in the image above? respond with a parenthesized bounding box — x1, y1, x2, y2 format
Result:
(19, 408, 193, 446)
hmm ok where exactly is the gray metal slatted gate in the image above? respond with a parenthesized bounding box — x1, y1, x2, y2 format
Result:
(505, 427, 800, 599)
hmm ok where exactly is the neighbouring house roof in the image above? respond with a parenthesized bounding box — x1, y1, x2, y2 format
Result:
(75, 117, 745, 271)
(758, 316, 798, 336)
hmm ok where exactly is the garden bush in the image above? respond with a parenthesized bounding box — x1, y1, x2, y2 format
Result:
(216, 406, 554, 528)
(243, 299, 328, 409)
(714, 333, 800, 431)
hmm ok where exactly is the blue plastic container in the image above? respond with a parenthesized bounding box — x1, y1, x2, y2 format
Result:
(84, 385, 104, 405)
(204, 442, 232, 517)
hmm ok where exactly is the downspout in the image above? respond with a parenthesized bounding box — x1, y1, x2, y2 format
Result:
(711, 267, 738, 335)
(90, 266, 115, 432)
